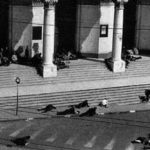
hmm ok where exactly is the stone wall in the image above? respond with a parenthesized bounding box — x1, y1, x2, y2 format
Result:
(76, 0, 114, 58)
(135, 3, 150, 51)
(99, 2, 114, 58)
(9, 2, 44, 57)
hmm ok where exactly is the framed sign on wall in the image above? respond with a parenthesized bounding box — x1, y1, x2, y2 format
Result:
(32, 26, 42, 40)
(100, 24, 108, 37)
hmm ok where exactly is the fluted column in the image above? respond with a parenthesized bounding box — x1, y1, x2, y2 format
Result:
(42, 0, 58, 77)
(111, 0, 128, 72)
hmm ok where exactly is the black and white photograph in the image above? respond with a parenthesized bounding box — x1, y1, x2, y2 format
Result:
(0, 0, 149, 150)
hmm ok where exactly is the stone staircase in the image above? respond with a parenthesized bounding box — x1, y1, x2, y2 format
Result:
(0, 57, 150, 109)
(0, 84, 149, 109)
(0, 58, 150, 88)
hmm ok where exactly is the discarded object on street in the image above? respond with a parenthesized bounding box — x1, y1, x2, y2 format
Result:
(37, 104, 56, 113)
(69, 100, 89, 109)
(79, 107, 97, 117)
(10, 136, 30, 146)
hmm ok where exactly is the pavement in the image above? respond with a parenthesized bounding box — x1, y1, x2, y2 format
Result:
(0, 101, 150, 122)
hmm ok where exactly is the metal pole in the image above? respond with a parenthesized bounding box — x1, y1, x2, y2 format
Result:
(16, 83, 19, 115)
(15, 77, 20, 116)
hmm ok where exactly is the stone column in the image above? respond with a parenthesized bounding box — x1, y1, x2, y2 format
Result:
(111, 0, 128, 72)
(42, 0, 58, 77)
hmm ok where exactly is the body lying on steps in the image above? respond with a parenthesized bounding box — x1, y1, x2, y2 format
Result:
(37, 99, 108, 117)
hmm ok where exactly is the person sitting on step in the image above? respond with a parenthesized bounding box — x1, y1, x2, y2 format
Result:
(139, 96, 149, 103)
(98, 98, 108, 108)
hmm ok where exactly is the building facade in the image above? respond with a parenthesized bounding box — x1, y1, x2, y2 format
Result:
(0, 0, 149, 77)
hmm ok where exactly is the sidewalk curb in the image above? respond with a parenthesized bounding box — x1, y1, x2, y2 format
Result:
(1, 108, 150, 122)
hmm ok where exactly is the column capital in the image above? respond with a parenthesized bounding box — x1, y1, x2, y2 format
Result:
(112, 0, 128, 8)
(41, 0, 58, 6)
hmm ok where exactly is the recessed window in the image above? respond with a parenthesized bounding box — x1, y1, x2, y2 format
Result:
(100, 24, 108, 37)
(32, 26, 42, 40)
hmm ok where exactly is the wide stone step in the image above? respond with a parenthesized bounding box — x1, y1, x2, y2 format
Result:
(1, 83, 149, 99)
(0, 70, 150, 88)
(0, 84, 149, 109)
(0, 59, 149, 88)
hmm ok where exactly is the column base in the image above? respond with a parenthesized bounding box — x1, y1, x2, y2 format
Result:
(111, 59, 125, 72)
(42, 64, 57, 78)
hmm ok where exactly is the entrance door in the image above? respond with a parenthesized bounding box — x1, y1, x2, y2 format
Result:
(55, 0, 77, 54)
(123, 0, 136, 49)
(0, 1, 9, 48)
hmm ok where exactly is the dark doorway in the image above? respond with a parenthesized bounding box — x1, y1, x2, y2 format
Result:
(123, 0, 137, 49)
(0, 1, 9, 48)
(55, 0, 77, 54)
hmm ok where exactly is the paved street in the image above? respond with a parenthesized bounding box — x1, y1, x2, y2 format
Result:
(0, 110, 149, 150)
